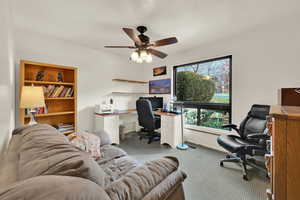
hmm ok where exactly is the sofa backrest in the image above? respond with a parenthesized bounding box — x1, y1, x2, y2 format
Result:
(0, 134, 22, 187)
(3, 124, 107, 187)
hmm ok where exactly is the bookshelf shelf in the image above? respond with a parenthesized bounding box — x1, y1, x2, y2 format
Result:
(45, 97, 75, 100)
(20, 60, 77, 131)
(24, 80, 74, 86)
(25, 111, 75, 118)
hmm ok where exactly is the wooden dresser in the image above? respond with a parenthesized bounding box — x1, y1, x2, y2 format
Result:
(266, 106, 300, 200)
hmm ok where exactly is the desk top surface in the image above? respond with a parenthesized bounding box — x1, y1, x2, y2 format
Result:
(94, 109, 180, 117)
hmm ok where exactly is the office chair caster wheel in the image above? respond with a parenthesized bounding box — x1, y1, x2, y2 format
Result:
(243, 175, 248, 181)
(220, 162, 224, 167)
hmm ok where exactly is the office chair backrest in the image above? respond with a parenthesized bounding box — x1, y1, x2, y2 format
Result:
(136, 99, 155, 131)
(239, 104, 270, 139)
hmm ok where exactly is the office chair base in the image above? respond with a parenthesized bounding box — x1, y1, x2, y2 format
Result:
(220, 153, 268, 181)
(220, 154, 249, 181)
(139, 131, 160, 144)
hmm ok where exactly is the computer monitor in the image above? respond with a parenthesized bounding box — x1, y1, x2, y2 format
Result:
(139, 97, 163, 111)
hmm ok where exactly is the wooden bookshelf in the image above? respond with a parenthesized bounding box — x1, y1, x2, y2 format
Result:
(45, 97, 75, 100)
(19, 60, 77, 133)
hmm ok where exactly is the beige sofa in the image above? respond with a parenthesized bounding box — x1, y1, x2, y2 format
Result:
(0, 124, 186, 200)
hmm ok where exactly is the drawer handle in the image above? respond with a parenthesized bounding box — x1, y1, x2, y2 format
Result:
(295, 88, 300, 94)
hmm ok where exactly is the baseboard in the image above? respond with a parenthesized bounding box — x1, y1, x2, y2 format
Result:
(184, 128, 227, 152)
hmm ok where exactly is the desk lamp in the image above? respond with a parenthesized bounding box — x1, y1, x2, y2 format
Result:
(20, 86, 45, 125)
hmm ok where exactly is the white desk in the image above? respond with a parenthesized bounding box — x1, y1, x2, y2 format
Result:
(94, 110, 183, 148)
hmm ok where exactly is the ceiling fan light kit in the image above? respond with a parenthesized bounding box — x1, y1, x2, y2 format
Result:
(105, 26, 178, 64)
(131, 50, 153, 63)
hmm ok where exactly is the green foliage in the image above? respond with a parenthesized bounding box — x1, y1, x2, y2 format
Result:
(184, 109, 197, 125)
(184, 108, 230, 129)
(176, 71, 216, 102)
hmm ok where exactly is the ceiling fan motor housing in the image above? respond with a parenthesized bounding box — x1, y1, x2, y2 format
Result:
(137, 26, 147, 34)
(137, 26, 150, 43)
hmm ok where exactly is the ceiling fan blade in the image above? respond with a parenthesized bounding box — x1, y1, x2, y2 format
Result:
(122, 28, 142, 46)
(104, 45, 136, 49)
(152, 37, 178, 47)
(148, 48, 168, 59)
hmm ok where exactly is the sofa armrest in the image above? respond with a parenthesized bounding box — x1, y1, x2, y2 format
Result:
(0, 175, 111, 200)
(143, 171, 186, 200)
(105, 156, 185, 200)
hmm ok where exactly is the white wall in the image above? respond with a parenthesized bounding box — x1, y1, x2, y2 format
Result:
(143, 13, 300, 150)
(0, 0, 15, 154)
(14, 30, 148, 132)
(11, 11, 300, 151)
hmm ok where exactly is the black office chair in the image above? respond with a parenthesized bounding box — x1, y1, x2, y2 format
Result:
(217, 104, 270, 180)
(136, 99, 161, 144)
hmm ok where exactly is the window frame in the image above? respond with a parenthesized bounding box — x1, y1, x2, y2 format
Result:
(173, 55, 232, 127)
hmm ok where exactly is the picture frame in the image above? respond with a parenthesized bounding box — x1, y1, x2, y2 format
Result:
(153, 66, 167, 76)
(149, 79, 171, 94)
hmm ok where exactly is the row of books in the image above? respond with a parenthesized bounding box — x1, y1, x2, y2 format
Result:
(55, 124, 74, 134)
(25, 107, 48, 115)
(43, 85, 74, 98)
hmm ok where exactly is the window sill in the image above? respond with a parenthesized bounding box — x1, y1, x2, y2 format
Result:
(185, 124, 233, 136)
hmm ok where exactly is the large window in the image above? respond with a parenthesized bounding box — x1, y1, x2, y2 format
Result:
(174, 56, 232, 130)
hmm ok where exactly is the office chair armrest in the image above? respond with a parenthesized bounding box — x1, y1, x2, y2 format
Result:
(221, 124, 239, 133)
(244, 145, 267, 156)
(247, 133, 270, 140)
(154, 115, 161, 119)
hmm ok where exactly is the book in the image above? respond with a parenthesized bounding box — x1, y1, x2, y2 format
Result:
(56, 123, 74, 134)
(49, 86, 58, 97)
(42, 86, 47, 97)
(65, 88, 72, 97)
(68, 88, 74, 97)
(60, 87, 69, 97)
(45, 85, 54, 97)
(53, 86, 64, 97)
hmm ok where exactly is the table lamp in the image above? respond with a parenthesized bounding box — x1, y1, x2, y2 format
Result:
(20, 86, 45, 125)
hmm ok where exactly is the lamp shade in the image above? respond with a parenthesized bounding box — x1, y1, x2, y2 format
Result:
(20, 86, 45, 109)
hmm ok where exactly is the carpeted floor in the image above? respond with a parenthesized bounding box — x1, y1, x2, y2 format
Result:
(119, 133, 269, 200)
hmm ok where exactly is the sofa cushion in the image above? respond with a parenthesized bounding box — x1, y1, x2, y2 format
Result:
(16, 124, 106, 187)
(105, 156, 181, 200)
(0, 175, 110, 200)
(96, 144, 127, 165)
(100, 156, 139, 186)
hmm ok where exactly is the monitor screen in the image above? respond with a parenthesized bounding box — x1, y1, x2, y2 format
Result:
(139, 97, 163, 111)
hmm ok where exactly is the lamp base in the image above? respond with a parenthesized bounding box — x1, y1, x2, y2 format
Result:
(28, 110, 38, 125)
(176, 144, 189, 150)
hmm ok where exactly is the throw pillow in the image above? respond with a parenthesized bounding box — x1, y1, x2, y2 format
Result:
(68, 131, 102, 159)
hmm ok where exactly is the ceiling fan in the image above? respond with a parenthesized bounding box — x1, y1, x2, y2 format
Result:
(105, 26, 178, 63)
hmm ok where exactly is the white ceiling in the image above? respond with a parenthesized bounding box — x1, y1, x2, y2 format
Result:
(11, 0, 300, 54)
